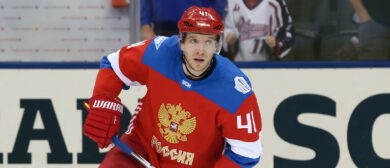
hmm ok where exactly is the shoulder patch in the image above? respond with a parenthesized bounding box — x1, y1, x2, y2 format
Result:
(154, 36, 168, 50)
(234, 76, 251, 94)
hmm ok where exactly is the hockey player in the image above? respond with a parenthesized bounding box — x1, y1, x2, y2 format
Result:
(83, 6, 262, 167)
(223, 0, 294, 61)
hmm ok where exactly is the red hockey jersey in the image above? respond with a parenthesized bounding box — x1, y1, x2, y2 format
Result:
(94, 36, 262, 167)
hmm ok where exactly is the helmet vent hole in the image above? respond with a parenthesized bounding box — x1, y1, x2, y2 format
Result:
(184, 21, 194, 27)
(213, 25, 222, 30)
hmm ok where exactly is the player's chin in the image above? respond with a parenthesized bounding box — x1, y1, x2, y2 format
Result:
(190, 61, 203, 67)
(196, 65, 209, 72)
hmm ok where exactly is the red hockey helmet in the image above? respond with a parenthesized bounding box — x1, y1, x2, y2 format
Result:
(178, 6, 224, 35)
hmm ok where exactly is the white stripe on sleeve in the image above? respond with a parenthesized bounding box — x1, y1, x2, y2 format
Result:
(107, 50, 141, 86)
(225, 131, 262, 159)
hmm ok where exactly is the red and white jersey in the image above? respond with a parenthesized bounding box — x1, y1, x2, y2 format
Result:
(93, 36, 263, 167)
(223, 0, 283, 61)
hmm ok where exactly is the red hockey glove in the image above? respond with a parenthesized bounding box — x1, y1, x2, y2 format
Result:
(83, 95, 123, 148)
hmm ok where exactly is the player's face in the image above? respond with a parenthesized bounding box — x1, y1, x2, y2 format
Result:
(181, 33, 217, 76)
(245, 0, 260, 9)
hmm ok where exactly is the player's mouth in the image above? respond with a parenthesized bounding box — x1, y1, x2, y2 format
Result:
(194, 58, 204, 63)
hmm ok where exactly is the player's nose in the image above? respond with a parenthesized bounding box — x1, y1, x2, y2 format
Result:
(194, 44, 206, 55)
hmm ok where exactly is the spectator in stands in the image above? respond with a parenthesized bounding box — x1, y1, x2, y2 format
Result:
(141, 0, 226, 40)
(350, 0, 390, 60)
(223, 0, 294, 61)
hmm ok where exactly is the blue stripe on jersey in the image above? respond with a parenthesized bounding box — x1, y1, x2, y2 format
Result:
(100, 56, 130, 90)
(225, 144, 260, 168)
(141, 36, 251, 114)
(100, 56, 113, 69)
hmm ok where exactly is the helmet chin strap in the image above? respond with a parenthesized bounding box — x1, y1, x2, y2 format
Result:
(181, 55, 214, 79)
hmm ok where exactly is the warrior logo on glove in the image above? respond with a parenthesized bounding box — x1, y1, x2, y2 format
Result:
(92, 99, 123, 113)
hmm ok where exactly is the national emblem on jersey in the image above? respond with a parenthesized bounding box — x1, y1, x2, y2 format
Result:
(158, 103, 197, 144)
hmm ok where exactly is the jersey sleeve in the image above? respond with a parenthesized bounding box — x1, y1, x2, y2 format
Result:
(107, 40, 152, 86)
(268, 0, 282, 37)
(274, 0, 295, 58)
(92, 39, 152, 97)
(215, 93, 262, 168)
(140, 0, 152, 26)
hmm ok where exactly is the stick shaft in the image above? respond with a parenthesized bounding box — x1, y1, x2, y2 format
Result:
(111, 136, 155, 168)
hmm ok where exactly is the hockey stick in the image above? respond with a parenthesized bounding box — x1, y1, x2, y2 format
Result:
(111, 136, 155, 168)
(83, 102, 154, 168)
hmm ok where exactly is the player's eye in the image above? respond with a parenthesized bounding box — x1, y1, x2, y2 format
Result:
(190, 39, 197, 43)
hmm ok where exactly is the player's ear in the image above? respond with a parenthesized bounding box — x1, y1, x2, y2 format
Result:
(178, 37, 184, 44)
(179, 38, 185, 51)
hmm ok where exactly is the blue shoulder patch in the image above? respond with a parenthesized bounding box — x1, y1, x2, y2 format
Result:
(153, 36, 169, 50)
(141, 35, 182, 80)
(141, 36, 251, 114)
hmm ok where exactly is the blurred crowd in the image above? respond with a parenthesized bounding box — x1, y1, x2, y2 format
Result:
(140, 0, 390, 61)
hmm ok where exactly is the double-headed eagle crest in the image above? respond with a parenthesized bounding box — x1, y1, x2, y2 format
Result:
(157, 103, 197, 144)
